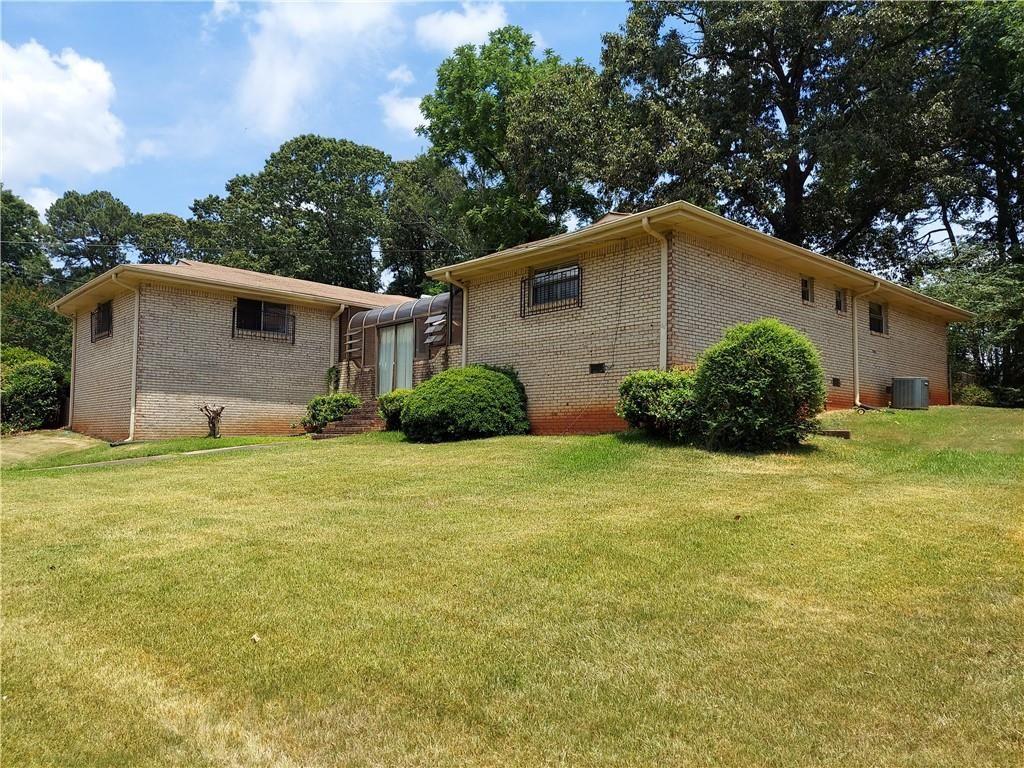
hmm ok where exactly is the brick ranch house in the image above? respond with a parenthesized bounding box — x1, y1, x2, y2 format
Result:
(56, 201, 971, 440)
(52, 259, 411, 441)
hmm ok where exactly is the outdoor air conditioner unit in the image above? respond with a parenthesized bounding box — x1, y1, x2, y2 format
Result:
(891, 377, 929, 410)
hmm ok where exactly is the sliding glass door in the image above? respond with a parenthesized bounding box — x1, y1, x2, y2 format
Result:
(377, 322, 414, 395)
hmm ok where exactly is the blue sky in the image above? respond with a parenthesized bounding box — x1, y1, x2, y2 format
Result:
(2, 1, 629, 219)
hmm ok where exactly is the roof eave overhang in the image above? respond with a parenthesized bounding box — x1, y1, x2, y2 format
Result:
(52, 265, 405, 316)
(428, 201, 974, 323)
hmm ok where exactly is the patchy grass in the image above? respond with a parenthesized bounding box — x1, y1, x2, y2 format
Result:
(0, 429, 104, 467)
(5, 434, 297, 470)
(2, 408, 1022, 766)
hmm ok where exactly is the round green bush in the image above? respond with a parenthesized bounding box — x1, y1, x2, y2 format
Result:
(693, 318, 826, 451)
(400, 365, 529, 443)
(301, 392, 361, 432)
(954, 383, 996, 407)
(1, 358, 63, 432)
(377, 388, 413, 431)
(616, 369, 693, 435)
(1, 346, 49, 380)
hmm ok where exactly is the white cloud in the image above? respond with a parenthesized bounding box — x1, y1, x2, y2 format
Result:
(25, 186, 60, 216)
(1, 40, 125, 189)
(415, 2, 507, 52)
(201, 0, 241, 39)
(387, 65, 415, 86)
(237, 2, 401, 137)
(379, 91, 423, 138)
(134, 138, 167, 160)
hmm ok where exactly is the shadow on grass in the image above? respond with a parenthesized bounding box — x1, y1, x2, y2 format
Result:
(613, 429, 822, 457)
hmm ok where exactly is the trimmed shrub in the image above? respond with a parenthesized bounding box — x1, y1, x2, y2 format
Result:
(653, 375, 703, 444)
(954, 383, 997, 407)
(1, 358, 63, 432)
(694, 318, 826, 451)
(301, 392, 361, 432)
(378, 388, 413, 431)
(616, 369, 692, 434)
(400, 365, 529, 443)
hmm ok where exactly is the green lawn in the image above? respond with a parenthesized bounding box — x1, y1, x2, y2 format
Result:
(2, 407, 1022, 767)
(5, 434, 295, 470)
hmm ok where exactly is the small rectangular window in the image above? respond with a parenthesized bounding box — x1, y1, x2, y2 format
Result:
(521, 263, 581, 316)
(233, 298, 295, 342)
(869, 302, 887, 335)
(835, 288, 848, 314)
(801, 276, 815, 304)
(90, 300, 112, 342)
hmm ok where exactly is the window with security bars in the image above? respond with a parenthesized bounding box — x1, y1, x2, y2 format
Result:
(521, 264, 581, 317)
(90, 301, 112, 342)
(868, 301, 888, 335)
(233, 298, 295, 342)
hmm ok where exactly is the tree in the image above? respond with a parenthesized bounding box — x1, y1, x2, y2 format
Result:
(381, 155, 477, 297)
(419, 27, 586, 250)
(1, 188, 52, 285)
(46, 190, 137, 279)
(132, 212, 190, 263)
(601, 1, 957, 277)
(0, 281, 72, 371)
(190, 135, 390, 290)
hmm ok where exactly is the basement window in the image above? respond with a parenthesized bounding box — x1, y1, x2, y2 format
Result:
(90, 300, 112, 342)
(869, 301, 888, 335)
(801, 276, 815, 304)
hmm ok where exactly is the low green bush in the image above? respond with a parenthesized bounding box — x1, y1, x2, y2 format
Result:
(653, 376, 703, 444)
(401, 365, 529, 443)
(1, 358, 64, 432)
(301, 392, 361, 433)
(694, 318, 826, 451)
(377, 388, 413, 431)
(954, 383, 997, 407)
(990, 386, 1024, 408)
(616, 369, 693, 435)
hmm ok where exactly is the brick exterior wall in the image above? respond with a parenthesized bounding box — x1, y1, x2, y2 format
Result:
(670, 232, 950, 408)
(459, 229, 950, 434)
(132, 283, 336, 438)
(70, 289, 136, 441)
(463, 236, 662, 434)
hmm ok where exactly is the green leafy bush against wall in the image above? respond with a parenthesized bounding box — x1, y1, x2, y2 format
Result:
(1, 347, 65, 433)
(377, 389, 413, 431)
(301, 393, 361, 433)
(401, 366, 529, 443)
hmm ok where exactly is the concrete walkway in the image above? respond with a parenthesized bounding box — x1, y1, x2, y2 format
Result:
(20, 442, 287, 472)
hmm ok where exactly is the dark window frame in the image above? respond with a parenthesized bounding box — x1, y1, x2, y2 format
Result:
(868, 301, 888, 335)
(800, 275, 815, 304)
(233, 298, 295, 343)
(521, 263, 582, 317)
(90, 300, 113, 342)
(834, 288, 848, 314)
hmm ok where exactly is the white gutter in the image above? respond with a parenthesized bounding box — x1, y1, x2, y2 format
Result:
(445, 270, 468, 367)
(642, 216, 669, 370)
(112, 274, 141, 441)
(329, 304, 347, 391)
(851, 280, 881, 408)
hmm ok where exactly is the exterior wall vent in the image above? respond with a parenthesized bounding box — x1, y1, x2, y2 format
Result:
(891, 377, 929, 410)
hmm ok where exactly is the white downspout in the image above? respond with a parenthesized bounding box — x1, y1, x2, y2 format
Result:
(112, 272, 141, 441)
(445, 270, 468, 367)
(67, 312, 77, 429)
(329, 304, 347, 391)
(642, 216, 669, 370)
(851, 280, 881, 408)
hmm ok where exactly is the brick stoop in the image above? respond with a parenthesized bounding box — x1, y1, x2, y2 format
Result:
(310, 402, 384, 439)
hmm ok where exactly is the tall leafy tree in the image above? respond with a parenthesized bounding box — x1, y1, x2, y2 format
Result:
(420, 27, 588, 250)
(132, 212, 190, 263)
(1, 188, 52, 285)
(46, 190, 137, 279)
(602, 1, 957, 276)
(381, 155, 477, 297)
(190, 135, 390, 290)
